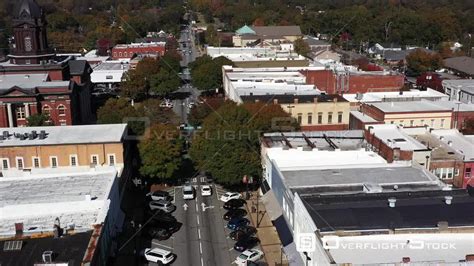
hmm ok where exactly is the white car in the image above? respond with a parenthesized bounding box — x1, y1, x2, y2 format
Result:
(183, 185, 195, 200)
(144, 247, 175, 264)
(220, 192, 241, 202)
(159, 101, 173, 108)
(149, 200, 175, 213)
(201, 185, 212, 196)
(235, 249, 264, 265)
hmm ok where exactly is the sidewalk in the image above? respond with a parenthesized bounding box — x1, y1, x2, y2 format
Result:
(246, 193, 289, 266)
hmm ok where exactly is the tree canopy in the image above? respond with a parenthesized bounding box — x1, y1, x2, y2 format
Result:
(190, 55, 233, 91)
(406, 49, 443, 76)
(26, 114, 53, 127)
(294, 38, 311, 57)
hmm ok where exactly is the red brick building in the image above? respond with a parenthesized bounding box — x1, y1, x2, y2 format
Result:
(301, 69, 404, 94)
(111, 42, 166, 60)
(0, 0, 93, 127)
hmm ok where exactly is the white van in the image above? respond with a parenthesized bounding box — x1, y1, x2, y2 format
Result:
(144, 248, 175, 264)
(183, 185, 195, 200)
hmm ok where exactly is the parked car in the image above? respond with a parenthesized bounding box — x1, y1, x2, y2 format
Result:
(147, 227, 171, 240)
(223, 199, 247, 210)
(234, 236, 260, 252)
(159, 101, 173, 108)
(183, 184, 195, 200)
(235, 249, 264, 265)
(223, 208, 247, 221)
(220, 192, 241, 202)
(227, 217, 250, 230)
(149, 200, 176, 213)
(147, 190, 172, 202)
(149, 219, 182, 233)
(201, 185, 212, 196)
(229, 226, 257, 241)
(143, 248, 175, 264)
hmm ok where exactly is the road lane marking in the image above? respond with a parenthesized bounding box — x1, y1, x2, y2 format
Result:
(201, 257, 204, 266)
(199, 242, 203, 254)
(198, 228, 201, 239)
(195, 202, 199, 211)
(197, 215, 200, 225)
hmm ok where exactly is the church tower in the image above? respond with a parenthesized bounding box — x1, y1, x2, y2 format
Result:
(9, 0, 54, 64)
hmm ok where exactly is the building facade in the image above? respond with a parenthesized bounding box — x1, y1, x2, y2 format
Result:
(111, 42, 166, 60)
(302, 69, 404, 94)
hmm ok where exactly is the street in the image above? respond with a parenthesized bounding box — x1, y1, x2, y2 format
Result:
(148, 182, 244, 266)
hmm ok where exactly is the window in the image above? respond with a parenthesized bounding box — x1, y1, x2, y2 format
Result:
(317, 112, 323, 124)
(25, 59, 31, 65)
(91, 155, 99, 166)
(1, 158, 9, 170)
(391, 121, 395, 124)
(50, 156, 58, 168)
(106, 75, 113, 80)
(113, 52, 117, 57)
(32, 157, 40, 168)
(24, 36, 32, 52)
(441, 119, 445, 128)
(16, 106, 26, 119)
(70, 155, 78, 167)
(338, 112, 343, 123)
(59, 120, 67, 126)
(297, 113, 302, 124)
(328, 112, 333, 124)
(455, 168, 460, 176)
(466, 168, 472, 178)
(399, 120, 404, 126)
(431, 119, 435, 127)
(446, 168, 454, 179)
(410, 120, 414, 127)
(119, 52, 122, 57)
(307, 113, 312, 125)
(420, 119, 425, 126)
(42, 105, 51, 115)
(108, 154, 116, 166)
(16, 157, 24, 170)
(57, 105, 66, 116)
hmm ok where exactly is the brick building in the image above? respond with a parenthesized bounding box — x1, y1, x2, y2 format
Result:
(0, 0, 93, 127)
(301, 69, 404, 94)
(111, 42, 166, 60)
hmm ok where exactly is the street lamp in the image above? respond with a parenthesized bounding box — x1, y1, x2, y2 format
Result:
(303, 251, 312, 266)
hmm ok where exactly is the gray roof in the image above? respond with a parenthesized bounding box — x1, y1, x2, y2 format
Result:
(0, 124, 127, 147)
(304, 37, 330, 46)
(251, 26, 302, 37)
(15, 0, 42, 19)
(383, 50, 409, 61)
(282, 166, 438, 188)
(0, 74, 71, 93)
(442, 79, 474, 94)
(370, 101, 453, 113)
(68, 60, 89, 75)
(444, 56, 474, 76)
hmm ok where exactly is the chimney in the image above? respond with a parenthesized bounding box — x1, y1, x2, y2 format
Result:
(388, 198, 396, 208)
(294, 98, 299, 104)
(466, 255, 474, 261)
(273, 99, 278, 104)
(314, 97, 318, 103)
(444, 195, 453, 205)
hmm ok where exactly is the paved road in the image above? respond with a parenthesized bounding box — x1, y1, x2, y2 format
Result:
(148, 182, 241, 266)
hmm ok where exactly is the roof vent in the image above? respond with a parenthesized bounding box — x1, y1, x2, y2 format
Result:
(39, 130, 46, 140)
(42, 251, 53, 263)
(3, 131, 9, 138)
(24, 75, 30, 79)
(393, 185, 399, 191)
(444, 196, 453, 205)
(388, 198, 397, 208)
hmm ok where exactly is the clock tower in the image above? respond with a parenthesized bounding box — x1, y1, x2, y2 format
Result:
(8, 0, 54, 65)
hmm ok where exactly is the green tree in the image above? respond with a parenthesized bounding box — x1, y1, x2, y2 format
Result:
(121, 58, 161, 101)
(189, 103, 261, 187)
(26, 114, 53, 127)
(406, 49, 443, 75)
(97, 98, 144, 135)
(190, 56, 233, 91)
(294, 38, 311, 57)
(205, 24, 219, 46)
(139, 124, 183, 181)
(150, 69, 181, 97)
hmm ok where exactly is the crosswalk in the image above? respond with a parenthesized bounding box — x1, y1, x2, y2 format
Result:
(165, 187, 176, 203)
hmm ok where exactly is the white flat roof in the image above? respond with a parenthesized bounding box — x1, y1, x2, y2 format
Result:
(443, 79, 474, 93)
(325, 233, 474, 264)
(267, 148, 388, 171)
(430, 129, 474, 161)
(343, 89, 449, 103)
(0, 124, 127, 147)
(370, 101, 453, 113)
(427, 100, 474, 112)
(350, 111, 379, 123)
(0, 168, 117, 235)
(369, 124, 428, 151)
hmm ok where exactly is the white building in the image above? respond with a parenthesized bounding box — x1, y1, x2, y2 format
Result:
(442, 79, 474, 104)
(343, 88, 449, 107)
(91, 61, 130, 88)
(260, 131, 474, 265)
(223, 66, 323, 103)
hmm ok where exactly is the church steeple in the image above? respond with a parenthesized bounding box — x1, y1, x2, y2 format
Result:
(9, 0, 54, 65)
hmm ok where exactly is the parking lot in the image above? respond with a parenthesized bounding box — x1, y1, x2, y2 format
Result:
(147, 181, 254, 266)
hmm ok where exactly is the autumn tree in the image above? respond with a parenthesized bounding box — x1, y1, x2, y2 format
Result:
(294, 38, 311, 57)
(188, 97, 226, 127)
(406, 49, 443, 76)
(139, 124, 183, 181)
(205, 24, 219, 46)
(150, 69, 181, 97)
(242, 102, 299, 132)
(121, 57, 161, 101)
